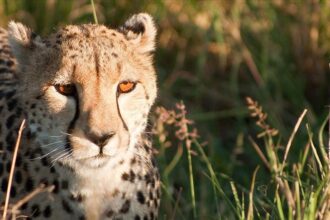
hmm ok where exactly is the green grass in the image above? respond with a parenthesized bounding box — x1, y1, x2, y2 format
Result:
(1, 0, 330, 219)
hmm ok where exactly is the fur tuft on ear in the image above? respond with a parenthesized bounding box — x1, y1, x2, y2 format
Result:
(119, 13, 157, 54)
(8, 21, 34, 46)
(8, 21, 44, 65)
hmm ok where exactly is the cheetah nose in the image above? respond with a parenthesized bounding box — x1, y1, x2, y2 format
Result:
(87, 132, 115, 148)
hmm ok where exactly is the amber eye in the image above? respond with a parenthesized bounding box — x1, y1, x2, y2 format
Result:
(54, 84, 76, 96)
(118, 81, 136, 93)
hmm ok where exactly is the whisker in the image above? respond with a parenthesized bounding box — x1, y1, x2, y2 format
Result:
(40, 140, 63, 148)
(61, 151, 73, 161)
(48, 135, 66, 138)
(50, 152, 68, 167)
(30, 147, 62, 160)
(50, 149, 68, 162)
(60, 131, 74, 137)
(50, 148, 73, 167)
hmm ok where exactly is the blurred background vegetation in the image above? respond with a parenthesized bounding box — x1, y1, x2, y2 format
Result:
(1, 0, 330, 219)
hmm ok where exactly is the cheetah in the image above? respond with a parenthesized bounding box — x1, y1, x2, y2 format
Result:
(0, 13, 160, 219)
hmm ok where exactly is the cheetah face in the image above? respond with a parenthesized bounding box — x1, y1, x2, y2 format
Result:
(8, 14, 157, 169)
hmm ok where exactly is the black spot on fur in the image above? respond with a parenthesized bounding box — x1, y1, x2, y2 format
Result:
(106, 210, 114, 217)
(10, 186, 16, 197)
(7, 99, 17, 111)
(16, 154, 22, 167)
(135, 215, 141, 220)
(6, 132, 15, 151)
(5, 90, 15, 100)
(154, 198, 158, 208)
(129, 170, 135, 182)
(50, 166, 56, 173)
(61, 180, 69, 189)
(31, 204, 41, 217)
(151, 158, 156, 167)
(25, 177, 34, 191)
(22, 162, 29, 171)
(62, 199, 73, 214)
(0, 163, 3, 176)
(6, 60, 14, 67)
(14, 170, 22, 184)
(76, 194, 84, 202)
(1, 177, 8, 192)
(131, 157, 136, 165)
(119, 200, 130, 213)
(143, 145, 150, 153)
(122, 172, 129, 181)
(137, 191, 145, 204)
(0, 67, 8, 73)
(144, 173, 151, 184)
(150, 178, 155, 188)
(21, 202, 28, 210)
(6, 160, 11, 172)
(41, 157, 50, 166)
(43, 205, 52, 218)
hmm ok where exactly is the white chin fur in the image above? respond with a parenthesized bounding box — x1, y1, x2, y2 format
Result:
(79, 156, 110, 168)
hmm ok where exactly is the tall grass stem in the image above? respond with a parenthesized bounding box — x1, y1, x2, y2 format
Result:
(2, 119, 25, 220)
(187, 145, 197, 218)
(90, 0, 98, 24)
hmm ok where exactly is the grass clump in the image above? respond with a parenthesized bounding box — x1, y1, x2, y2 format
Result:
(154, 99, 330, 219)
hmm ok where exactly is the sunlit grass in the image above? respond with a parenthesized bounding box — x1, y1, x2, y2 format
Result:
(1, 0, 330, 219)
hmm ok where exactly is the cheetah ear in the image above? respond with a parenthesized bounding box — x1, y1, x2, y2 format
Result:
(8, 21, 45, 63)
(119, 13, 157, 54)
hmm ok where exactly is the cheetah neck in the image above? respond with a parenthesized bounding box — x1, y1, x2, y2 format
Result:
(20, 123, 159, 219)
(59, 136, 158, 219)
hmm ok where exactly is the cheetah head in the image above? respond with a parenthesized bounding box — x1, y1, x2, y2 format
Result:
(8, 13, 157, 169)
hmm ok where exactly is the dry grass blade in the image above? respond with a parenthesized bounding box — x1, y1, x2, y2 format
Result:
(170, 187, 183, 220)
(248, 136, 271, 170)
(328, 106, 330, 169)
(90, 0, 98, 24)
(247, 166, 259, 220)
(2, 119, 26, 220)
(10, 184, 54, 217)
(281, 109, 308, 173)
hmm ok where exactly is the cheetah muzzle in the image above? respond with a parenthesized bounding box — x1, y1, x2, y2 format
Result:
(0, 13, 160, 220)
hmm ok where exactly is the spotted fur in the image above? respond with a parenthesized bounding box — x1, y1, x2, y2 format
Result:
(0, 13, 160, 219)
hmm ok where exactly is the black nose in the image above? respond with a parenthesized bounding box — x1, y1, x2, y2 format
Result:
(87, 132, 115, 148)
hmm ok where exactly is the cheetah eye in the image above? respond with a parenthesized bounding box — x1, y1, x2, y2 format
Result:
(54, 84, 76, 96)
(118, 81, 136, 93)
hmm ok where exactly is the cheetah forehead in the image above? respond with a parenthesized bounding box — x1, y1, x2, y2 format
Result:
(56, 24, 123, 41)
(48, 24, 156, 87)
(8, 13, 158, 97)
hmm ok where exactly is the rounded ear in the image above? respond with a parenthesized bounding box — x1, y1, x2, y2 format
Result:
(8, 21, 45, 65)
(118, 13, 157, 54)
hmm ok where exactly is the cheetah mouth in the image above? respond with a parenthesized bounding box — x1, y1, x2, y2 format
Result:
(76, 154, 111, 168)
